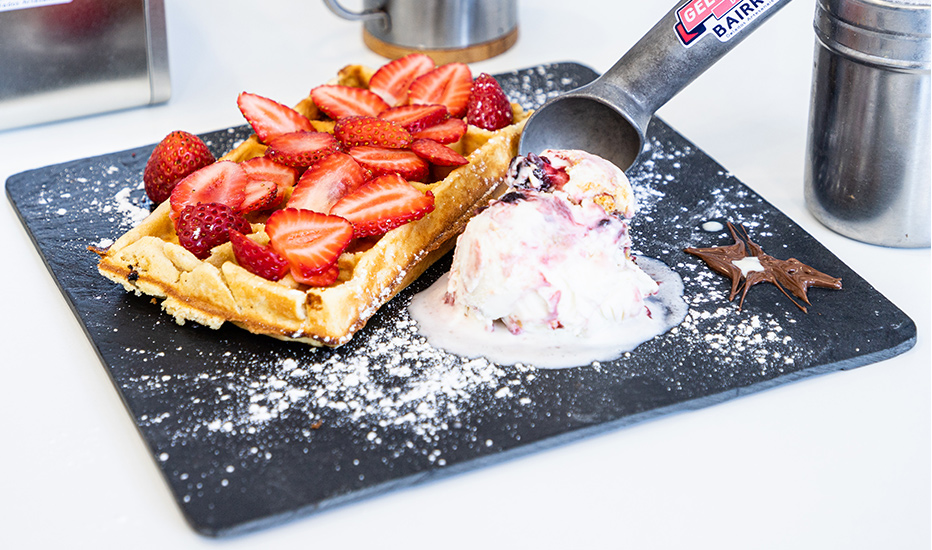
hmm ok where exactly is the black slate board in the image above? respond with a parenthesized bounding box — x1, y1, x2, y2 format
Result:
(6, 63, 916, 537)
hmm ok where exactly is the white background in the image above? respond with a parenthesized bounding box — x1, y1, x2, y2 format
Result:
(1, 0, 929, 548)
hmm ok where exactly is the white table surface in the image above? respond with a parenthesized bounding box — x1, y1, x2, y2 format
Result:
(2, 1, 929, 548)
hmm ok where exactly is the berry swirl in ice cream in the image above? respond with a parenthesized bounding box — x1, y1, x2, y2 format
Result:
(446, 150, 657, 335)
(409, 150, 687, 368)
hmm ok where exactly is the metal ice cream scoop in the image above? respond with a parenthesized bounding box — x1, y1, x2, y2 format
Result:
(519, 0, 794, 171)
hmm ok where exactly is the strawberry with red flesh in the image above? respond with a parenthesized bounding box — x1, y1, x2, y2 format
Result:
(241, 156, 297, 192)
(292, 263, 340, 287)
(367, 53, 435, 106)
(347, 146, 429, 181)
(238, 157, 298, 213)
(264, 131, 340, 168)
(310, 85, 389, 119)
(410, 138, 468, 167)
(240, 179, 280, 213)
(175, 202, 251, 259)
(467, 73, 514, 131)
(411, 117, 467, 144)
(287, 152, 371, 213)
(229, 230, 289, 281)
(378, 104, 449, 134)
(334, 116, 412, 149)
(144, 130, 216, 204)
(330, 173, 435, 238)
(265, 209, 354, 286)
(407, 63, 472, 118)
(169, 160, 248, 218)
(237, 92, 313, 144)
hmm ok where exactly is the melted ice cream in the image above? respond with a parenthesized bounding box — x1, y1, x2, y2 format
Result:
(409, 149, 685, 368)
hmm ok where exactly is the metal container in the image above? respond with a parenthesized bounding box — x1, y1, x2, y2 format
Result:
(804, 0, 931, 248)
(323, 0, 518, 63)
(0, 0, 170, 132)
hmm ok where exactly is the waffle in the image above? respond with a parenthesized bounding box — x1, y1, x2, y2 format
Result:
(96, 64, 528, 346)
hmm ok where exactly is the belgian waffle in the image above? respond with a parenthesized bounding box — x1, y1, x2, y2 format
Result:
(96, 64, 528, 346)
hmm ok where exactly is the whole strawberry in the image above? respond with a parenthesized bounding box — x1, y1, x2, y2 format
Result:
(466, 73, 513, 131)
(175, 202, 251, 259)
(144, 131, 216, 204)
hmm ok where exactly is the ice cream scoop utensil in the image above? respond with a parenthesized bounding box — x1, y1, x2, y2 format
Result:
(519, 0, 793, 171)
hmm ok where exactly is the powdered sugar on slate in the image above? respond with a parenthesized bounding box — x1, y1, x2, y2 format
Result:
(18, 64, 832, 524)
(111, 119, 815, 510)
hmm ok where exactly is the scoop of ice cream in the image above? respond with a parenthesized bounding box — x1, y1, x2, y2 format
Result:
(506, 149, 636, 219)
(446, 150, 658, 336)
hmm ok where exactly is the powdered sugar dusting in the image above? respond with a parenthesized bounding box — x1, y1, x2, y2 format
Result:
(124, 309, 540, 503)
(9, 64, 868, 533)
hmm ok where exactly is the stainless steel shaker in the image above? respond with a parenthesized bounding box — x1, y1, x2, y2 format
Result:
(0, 0, 170, 131)
(804, 0, 931, 248)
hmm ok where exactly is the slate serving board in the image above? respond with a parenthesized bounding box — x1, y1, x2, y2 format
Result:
(6, 62, 916, 537)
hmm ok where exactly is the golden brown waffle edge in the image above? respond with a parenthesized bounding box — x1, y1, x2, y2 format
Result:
(96, 64, 528, 347)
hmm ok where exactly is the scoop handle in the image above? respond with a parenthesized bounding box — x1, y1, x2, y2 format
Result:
(601, 0, 794, 129)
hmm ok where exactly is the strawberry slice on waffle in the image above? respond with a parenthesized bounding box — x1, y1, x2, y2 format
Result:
(411, 117, 467, 144)
(229, 230, 289, 282)
(334, 116, 412, 149)
(330, 173, 435, 238)
(239, 179, 281, 213)
(169, 160, 248, 217)
(265, 208, 354, 284)
(240, 156, 298, 194)
(411, 138, 468, 167)
(264, 131, 341, 168)
(378, 104, 450, 134)
(237, 92, 314, 143)
(407, 63, 472, 118)
(287, 152, 371, 213)
(367, 53, 435, 107)
(347, 146, 429, 181)
(311, 85, 390, 119)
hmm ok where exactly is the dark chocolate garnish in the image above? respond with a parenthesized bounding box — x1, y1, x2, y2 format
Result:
(685, 223, 842, 313)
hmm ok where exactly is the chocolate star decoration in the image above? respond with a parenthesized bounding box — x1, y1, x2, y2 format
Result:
(685, 223, 842, 313)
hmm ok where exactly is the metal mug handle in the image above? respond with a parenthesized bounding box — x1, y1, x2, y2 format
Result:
(323, 0, 389, 28)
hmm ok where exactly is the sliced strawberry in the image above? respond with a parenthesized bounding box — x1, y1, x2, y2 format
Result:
(330, 173, 435, 238)
(175, 202, 251, 259)
(410, 138, 468, 167)
(144, 130, 216, 204)
(411, 117, 467, 144)
(347, 146, 429, 181)
(377, 104, 449, 134)
(407, 63, 472, 118)
(310, 85, 389, 119)
(467, 73, 514, 131)
(265, 209, 353, 279)
(229, 230, 289, 281)
(169, 160, 248, 217)
(237, 92, 313, 144)
(334, 115, 412, 149)
(291, 263, 339, 287)
(264, 131, 340, 168)
(239, 178, 280, 213)
(368, 53, 435, 106)
(240, 156, 298, 193)
(287, 152, 371, 213)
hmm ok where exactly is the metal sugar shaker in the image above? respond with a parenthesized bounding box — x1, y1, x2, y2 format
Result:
(804, 0, 931, 248)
